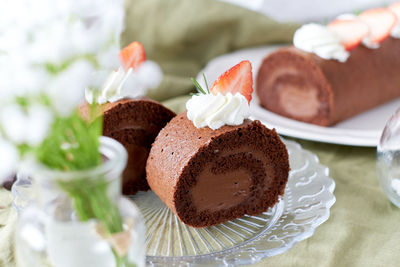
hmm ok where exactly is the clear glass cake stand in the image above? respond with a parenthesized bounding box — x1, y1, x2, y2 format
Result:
(377, 108, 400, 208)
(13, 139, 335, 266)
(130, 139, 336, 266)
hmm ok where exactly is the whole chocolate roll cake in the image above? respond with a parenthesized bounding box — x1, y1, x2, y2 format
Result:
(146, 113, 289, 227)
(81, 98, 175, 195)
(256, 7, 400, 126)
(257, 38, 400, 126)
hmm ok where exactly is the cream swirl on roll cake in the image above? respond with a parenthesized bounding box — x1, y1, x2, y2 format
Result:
(86, 42, 162, 104)
(389, 3, 400, 38)
(293, 7, 398, 61)
(186, 92, 250, 130)
(186, 60, 253, 130)
(293, 23, 350, 62)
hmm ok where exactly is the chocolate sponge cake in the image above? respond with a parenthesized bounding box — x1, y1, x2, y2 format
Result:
(256, 32, 400, 126)
(81, 98, 175, 195)
(103, 98, 175, 194)
(146, 113, 289, 227)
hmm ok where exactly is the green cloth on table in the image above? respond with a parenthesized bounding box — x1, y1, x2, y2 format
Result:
(1, 0, 400, 266)
(122, 0, 298, 101)
(251, 139, 400, 267)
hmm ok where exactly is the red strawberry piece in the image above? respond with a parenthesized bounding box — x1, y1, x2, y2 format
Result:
(389, 2, 400, 18)
(328, 18, 369, 50)
(210, 60, 253, 103)
(119, 41, 146, 71)
(358, 8, 397, 44)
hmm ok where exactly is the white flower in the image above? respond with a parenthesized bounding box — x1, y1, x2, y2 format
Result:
(0, 0, 126, 151)
(121, 71, 145, 98)
(97, 45, 121, 70)
(26, 105, 54, 146)
(48, 60, 94, 116)
(0, 104, 27, 144)
(0, 58, 49, 97)
(134, 61, 163, 89)
(0, 138, 19, 182)
(0, 103, 53, 146)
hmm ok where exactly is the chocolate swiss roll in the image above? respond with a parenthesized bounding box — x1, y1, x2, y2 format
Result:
(146, 113, 289, 228)
(81, 98, 175, 195)
(256, 37, 400, 126)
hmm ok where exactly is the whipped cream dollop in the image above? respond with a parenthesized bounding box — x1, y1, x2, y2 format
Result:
(86, 60, 162, 104)
(391, 23, 400, 38)
(293, 23, 350, 62)
(391, 10, 400, 38)
(362, 37, 380, 49)
(186, 92, 251, 130)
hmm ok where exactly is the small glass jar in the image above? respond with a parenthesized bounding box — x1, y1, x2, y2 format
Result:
(377, 108, 400, 208)
(14, 137, 146, 267)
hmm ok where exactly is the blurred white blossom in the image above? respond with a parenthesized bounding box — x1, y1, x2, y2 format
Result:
(25, 105, 54, 146)
(135, 61, 163, 89)
(0, 0, 125, 180)
(0, 138, 19, 182)
(0, 104, 26, 145)
(0, 104, 53, 146)
(0, 0, 125, 103)
(47, 60, 94, 116)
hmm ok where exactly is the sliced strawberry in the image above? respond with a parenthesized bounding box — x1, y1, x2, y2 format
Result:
(119, 41, 146, 71)
(389, 2, 400, 18)
(210, 60, 253, 103)
(358, 8, 397, 44)
(327, 18, 369, 50)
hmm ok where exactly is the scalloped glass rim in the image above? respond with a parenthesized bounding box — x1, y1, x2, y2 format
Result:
(130, 139, 336, 266)
(12, 139, 335, 266)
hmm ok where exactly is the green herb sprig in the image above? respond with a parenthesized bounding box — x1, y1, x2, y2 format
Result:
(191, 73, 210, 95)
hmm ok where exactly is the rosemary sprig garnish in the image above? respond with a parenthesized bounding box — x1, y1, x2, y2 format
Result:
(191, 73, 210, 95)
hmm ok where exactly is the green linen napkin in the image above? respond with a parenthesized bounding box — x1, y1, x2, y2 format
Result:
(122, 0, 298, 102)
(252, 139, 400, 267)
(2, 1, 400, 267)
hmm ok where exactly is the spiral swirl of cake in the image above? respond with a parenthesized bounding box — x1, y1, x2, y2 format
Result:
(146, 113, 289, 227)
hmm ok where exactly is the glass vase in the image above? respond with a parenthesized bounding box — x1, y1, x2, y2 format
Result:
(14, 137, 145, 267)
(377, 108, 400, 208)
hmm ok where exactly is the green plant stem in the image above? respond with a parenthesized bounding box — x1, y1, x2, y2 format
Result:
(58, 177, 134, 266)
(36, 104, 135, 266)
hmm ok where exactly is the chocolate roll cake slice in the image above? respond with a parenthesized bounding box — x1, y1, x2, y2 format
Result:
(146, 114, 289, 227)
(81, 98, 175, 195)
(147, 60, 289, 227)
(83, 41, 176, 194)
(256, 8, 400, 126)
(102, 98, 175, 194)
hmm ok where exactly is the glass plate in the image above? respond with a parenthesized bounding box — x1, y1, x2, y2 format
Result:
(12, 139, 335, 266)
(129, 139, 336, 266)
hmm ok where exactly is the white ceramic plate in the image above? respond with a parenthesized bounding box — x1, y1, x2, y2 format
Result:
(196, 46, 400, 147)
